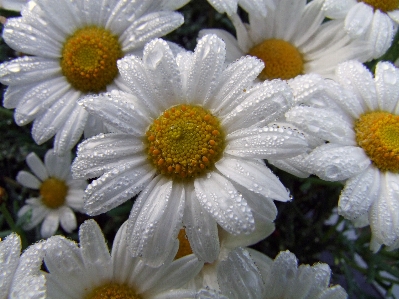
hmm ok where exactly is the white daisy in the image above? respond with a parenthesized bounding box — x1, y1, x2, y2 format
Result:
(286, 60, 399, 252)
(200, 0, 372, 80)
(0, 0, 26, 11)
(72, 34, 309, 267)
(0, 0, 188, 154)
(322, 0, 399, 59)
(44, 219, 203, 299)
(17, 149, 87, 238)
(0, 233, 46, 299)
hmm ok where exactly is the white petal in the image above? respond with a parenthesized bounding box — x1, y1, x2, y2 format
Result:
(194, 171, 255, 235)
(59, 206, 77, 233)
(344, 3, 374, 38)
(235, 185, 278, 224)
(285, 106, 356, 145)
(127, 177, 184, 267)
(221, 79, 293, 133)
(218, 248, 264, 299)
(11, 241, 46, 299)
(216, 157, 290, 202)
(16, 171, 41, 189)
(141, 39, 183, 110)
(0, 56, 61, 86)
(305, 144, 370, 181)
(78, 90, 152, 136)
(53, 104, 89, 154)
(83, 162, 155, 216)
(226, 125, 308, 159)
(369, 172, 399, 246)
(18, 204, 48, 230)
(121, 11, 184, 52)
(263, 251, 298, 298)
(322, 0, 354, 19)
(207, 0, 237, 15)
(210, 55, 264, 115)
(3, 18, 61, 58)
(220, 216, 275, 248)
(117, 56, 161, 119)
(198, 29, 244, 62)
(72, 133, 145, 179)
(142, 255, 203, 296)
(273, 0, 307, 41)
(25, 152, 48, 182)
(0, 234, 21, 299)
(338, 166, 380, 221)
(44, 236, 87, 298)
(40, 211, 60, 238)
(336, 60, 378, 112)
(388, 10, 399, 23)
(31, 89, 81, 145)
(374, 61, 399, 113)
(367, 10, 395, 59)
(44, 149, 71, 180)
(185, 35, 226, 106)
(10, 77, 70, 124)
(79, 220, 112, 283)
(183, 184, 220, 263)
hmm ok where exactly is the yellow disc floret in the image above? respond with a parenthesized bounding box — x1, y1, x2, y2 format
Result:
(360, 0, 398, 12)
(248, 39, 304, 80)
(40, 177, 68, 209)
(355, 111, 399, 172)
(84, 282, 140, 299)
(61, 26, 122, 93)
(145, 104, 225, 180)
(175, 228, 193, 259)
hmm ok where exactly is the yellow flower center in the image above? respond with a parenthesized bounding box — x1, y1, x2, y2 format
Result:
(175, 229, 193, 259)
(248, 39, 304, 80)
(84, 282, 140, 299)
(40, 178, 68, 209)
(360, 0, 398, 12)
(355, 111, 399, 172)
(61, 26, 122, 93)
(145, 104, 225, 180)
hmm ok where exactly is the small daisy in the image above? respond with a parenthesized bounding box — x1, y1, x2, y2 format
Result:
(286, 60, 399, 251)
(17, 149, 86, 238)
(322, 0, 399, 59)
(44, 219, 203, 299)
(0, 0, 188, 154)
(201, 0, 372, 80)
(0, 0, 26, 11)
(0, 233, 46, 299)
(72, 34, 309, 266)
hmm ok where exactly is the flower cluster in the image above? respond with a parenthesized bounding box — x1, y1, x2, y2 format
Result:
(1, 0, 399, 298)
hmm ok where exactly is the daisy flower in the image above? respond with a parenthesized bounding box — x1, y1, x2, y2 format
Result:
(286, 60, 399, 251)
(201, 0, 372, 80)
(72, 34, 309, 266)
(44, 219, 203, 299)
(0, 0, 188, 154)
(322, 0, 399, 59)
(0, 233, 46, 299)
(17, 149, 86, 238)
